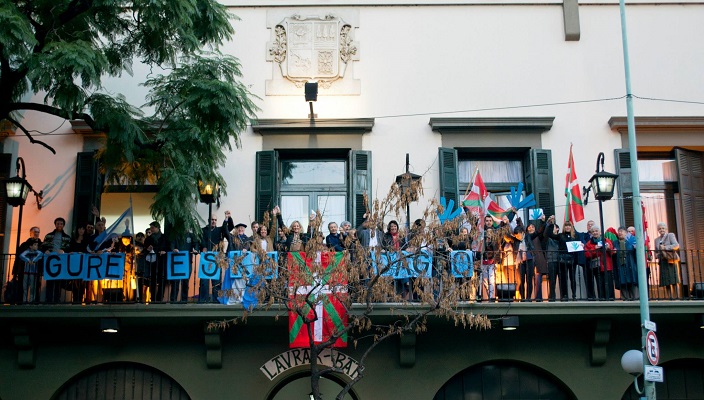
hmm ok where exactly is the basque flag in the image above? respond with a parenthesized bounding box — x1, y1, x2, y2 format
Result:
(288, 251, 348, 348)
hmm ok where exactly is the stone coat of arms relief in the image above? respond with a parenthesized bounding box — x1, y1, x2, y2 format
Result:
(266, 10, 361, 96)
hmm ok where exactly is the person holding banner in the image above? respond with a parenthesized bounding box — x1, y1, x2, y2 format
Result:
(68, 225, 89, 303)
(144, 221, 169, 303)
(11, 226, 42, 303)
(42, 217, 72, 303)
(20, 239, 43, 304)
(383, 221, 410, 300)
(546, 216, 579, 301)
(200, 214, 228, 303)
(170, 228, 197, 303)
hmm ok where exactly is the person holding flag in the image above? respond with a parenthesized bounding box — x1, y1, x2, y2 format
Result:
(462, 169, 489, 225)
(565, 144, 585, 224)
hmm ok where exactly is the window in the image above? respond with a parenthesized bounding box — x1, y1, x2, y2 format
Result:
(615, 148, 704, 290)
(458, 160, 523, 186)
(281, 161, 346, 185)
(439, 148, 555, 220)
(280, 160, 347, 235)
(256, 150, 371, 236)
(458, 159, 526, 219)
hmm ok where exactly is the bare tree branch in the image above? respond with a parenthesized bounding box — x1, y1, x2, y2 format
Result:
(5, 116, 56, 154)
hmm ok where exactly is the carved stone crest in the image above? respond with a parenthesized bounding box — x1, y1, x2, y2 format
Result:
(266, 11, 360, 95)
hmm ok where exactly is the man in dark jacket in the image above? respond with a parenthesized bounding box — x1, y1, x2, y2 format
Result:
(144, 221, 169, 303)
(42, 217, 72, 303)
(170, 227, 197, 303)
(200, 214, 229, 303)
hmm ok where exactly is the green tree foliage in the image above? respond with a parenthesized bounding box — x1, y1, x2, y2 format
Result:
(0, 0, 258, 238)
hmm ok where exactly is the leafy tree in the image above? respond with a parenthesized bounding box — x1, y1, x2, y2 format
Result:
(210, 179, 493, 400)
(0, 0, 258, 237)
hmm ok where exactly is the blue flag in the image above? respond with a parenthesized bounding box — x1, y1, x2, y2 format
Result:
(94, 206, 133, 248)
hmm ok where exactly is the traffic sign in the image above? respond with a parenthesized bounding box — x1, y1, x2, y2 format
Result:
(646, 331, 660, 366)
(645, 366, 664, 382)
(644, 320, 657, 332)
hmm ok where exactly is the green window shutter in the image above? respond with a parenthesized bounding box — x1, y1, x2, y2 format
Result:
(349, 150, 372, 228)
(255, 151, 278, 222)
(0, 154, 12, 251)
(676, 148, 704, 249)
(614, 149, 634, 227)
(527, 149, 555, 219)
(72, 151, 101, 230)
(675, 148, 704, 286)
(438, 147, 459, 206)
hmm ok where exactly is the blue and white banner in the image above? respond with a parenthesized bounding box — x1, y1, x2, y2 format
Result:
(449, 250, 474, 278)
(370, 250, 433, 279)
(167, 251, 191, 280)
(43, 253, 125, 281)
(198, 251, 223, 280)
(94, 206, 133, 248)
(228, 251, 279, 279)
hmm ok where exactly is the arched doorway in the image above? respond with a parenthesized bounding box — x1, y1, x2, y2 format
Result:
(266, 371, 358, 400)
(51, 362, 190, 400)
(621, 358, 704, 399)
(433, 360, 576, 400)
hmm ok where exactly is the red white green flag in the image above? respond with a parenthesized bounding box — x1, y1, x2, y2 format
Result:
(463, 171, 488, 209)
(565, 145, 585, 223)
(288, 251, 348, 348)
(463, 171, 492, 231)
(486, 200, 510, 222)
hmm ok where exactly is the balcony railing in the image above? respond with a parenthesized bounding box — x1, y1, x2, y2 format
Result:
(2, 250, 703, 305)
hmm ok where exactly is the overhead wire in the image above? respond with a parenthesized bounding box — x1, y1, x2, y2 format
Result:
(9, 93, 704, 136)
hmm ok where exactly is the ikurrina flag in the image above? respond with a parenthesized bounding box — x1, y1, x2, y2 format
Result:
(288, 251, 348, 348)
(463, 171, 489, 223)
(565, 144, 585, 223)
(486, 199, 510, 223)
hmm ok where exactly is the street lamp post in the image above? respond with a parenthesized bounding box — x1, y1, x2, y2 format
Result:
(588, 152, 618, 300)
(395, 154, 422, 231)
(198, 180, 219, 225)
(4, 157, 42, 253)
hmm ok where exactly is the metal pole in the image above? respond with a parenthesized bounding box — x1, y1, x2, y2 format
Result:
(406, 153, 411, 230)
(598, 199, 606, 300)
(15, 203, 23, 254)
(208, 203, 213, 230)
(617, 0, 655, 397)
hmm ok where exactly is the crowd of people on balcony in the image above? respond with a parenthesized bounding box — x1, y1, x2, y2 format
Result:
(3, 203, 687, 305)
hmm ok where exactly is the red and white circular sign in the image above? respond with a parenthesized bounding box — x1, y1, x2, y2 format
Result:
(646, 331, 660, 366)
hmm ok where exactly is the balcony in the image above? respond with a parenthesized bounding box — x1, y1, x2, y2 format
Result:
(2, 250, 703, 307)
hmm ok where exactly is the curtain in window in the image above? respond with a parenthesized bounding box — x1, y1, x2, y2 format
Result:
(642, 193, 670, 249)
(458, 160, 522, 184)
(317, 195, 346, 236)
(281, 196, 310, 233)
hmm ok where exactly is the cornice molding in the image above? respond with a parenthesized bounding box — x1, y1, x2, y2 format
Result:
(429, 117, 554, 133)
(69, 120, 104, 136)
(608, 116, 704, 134)
(252, 118, 375, 135)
